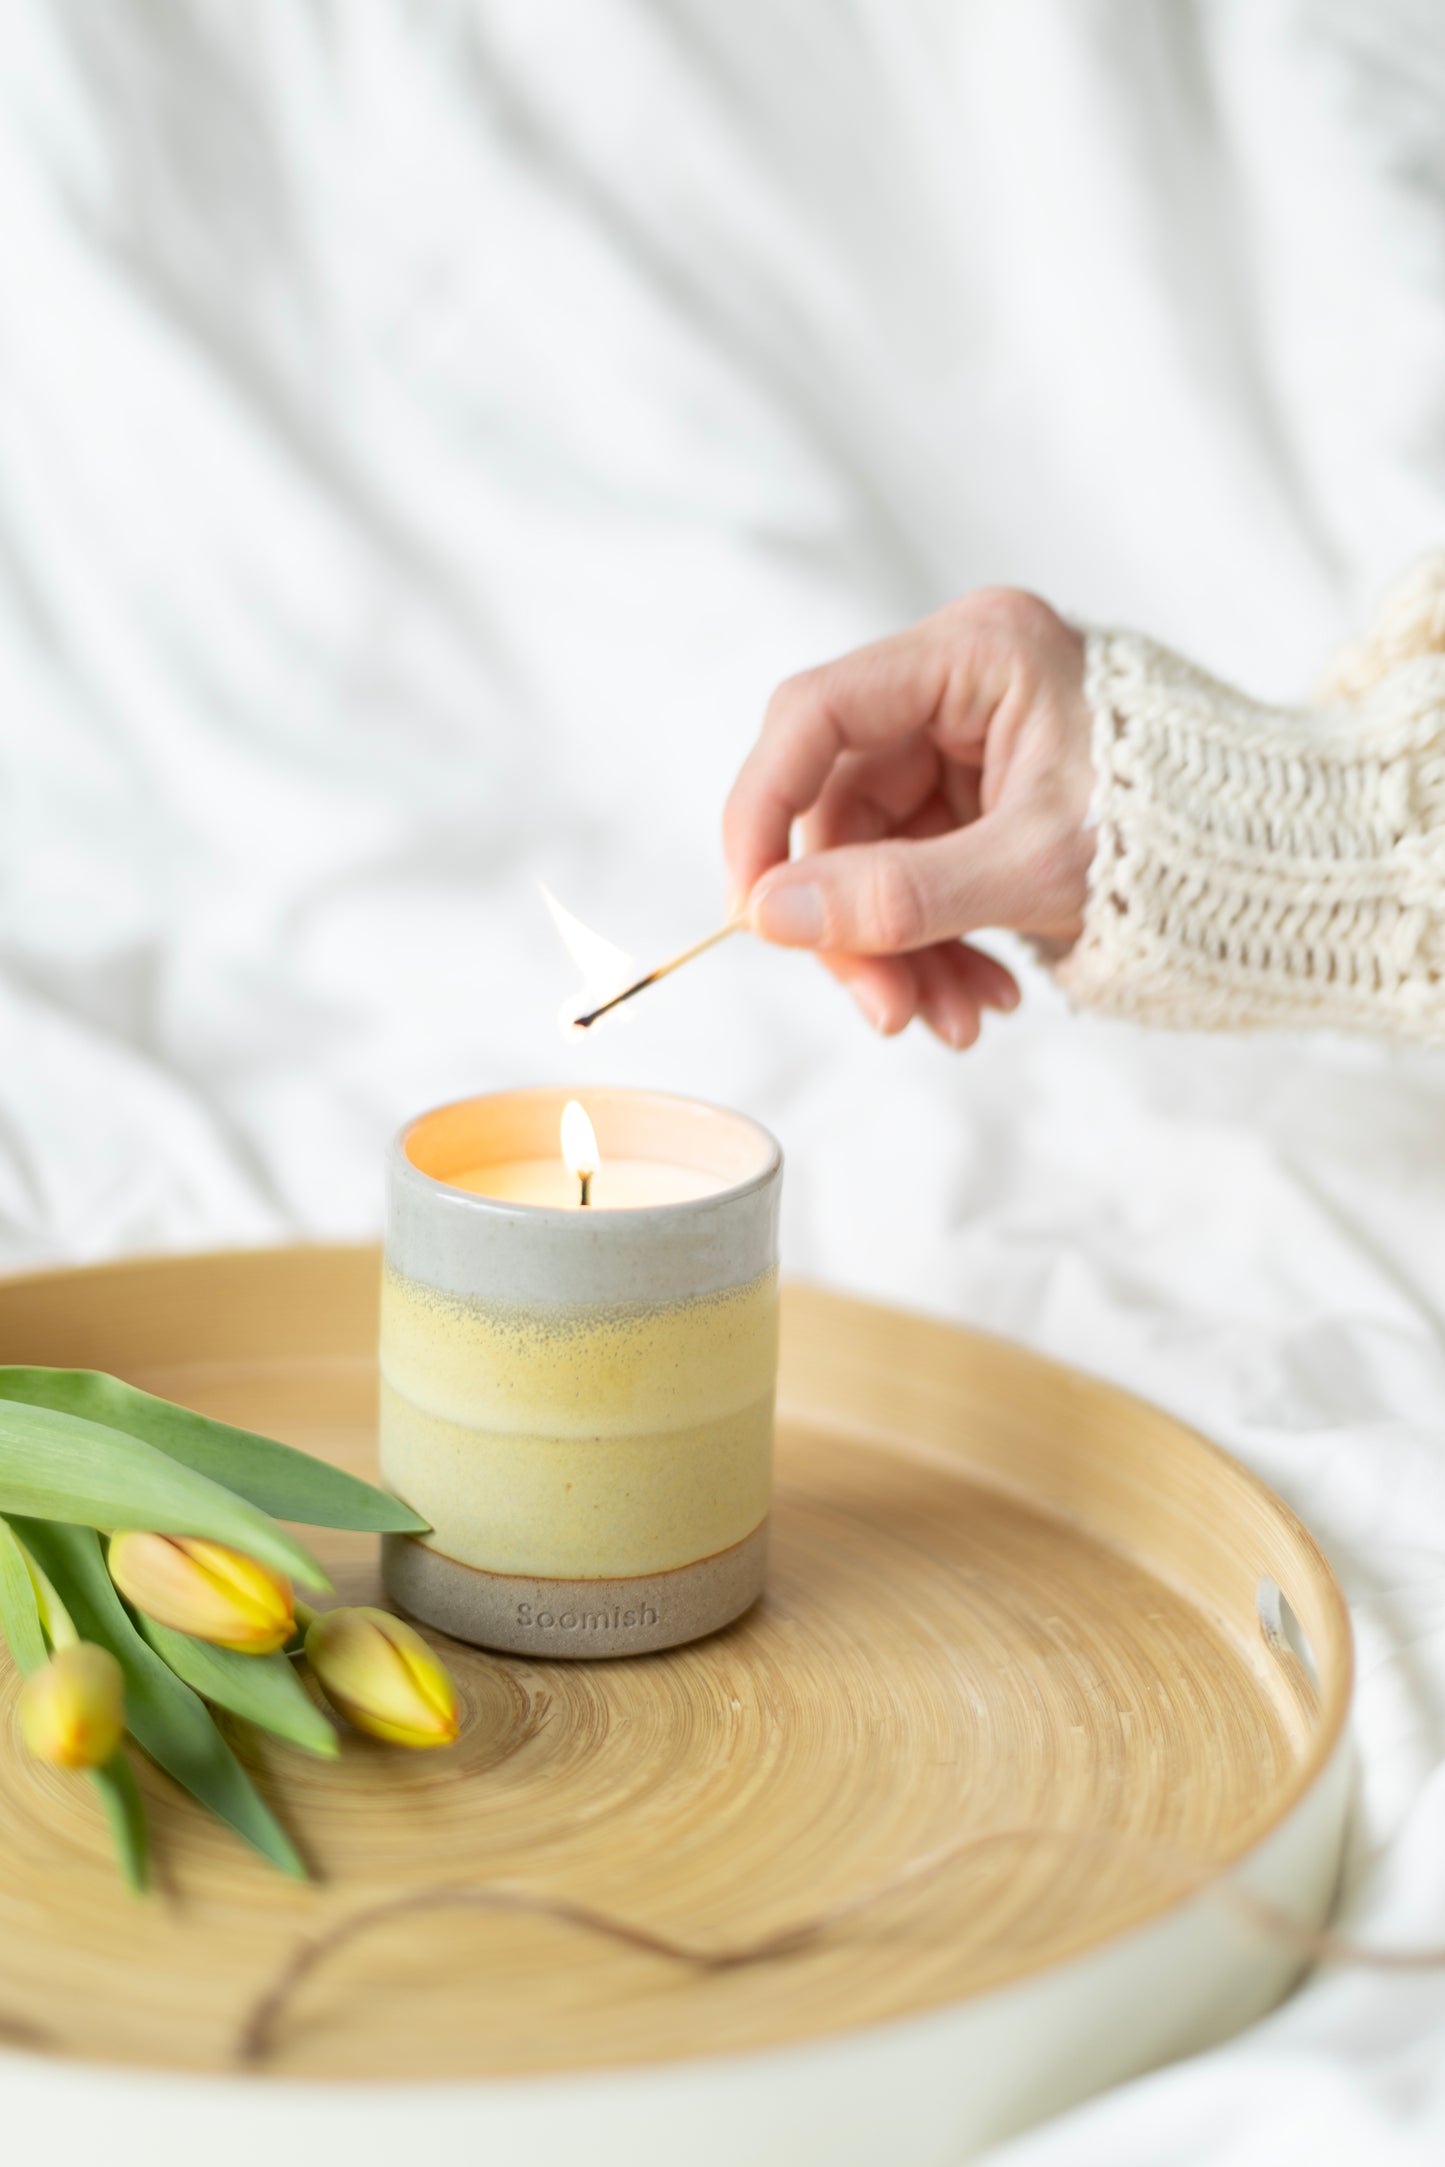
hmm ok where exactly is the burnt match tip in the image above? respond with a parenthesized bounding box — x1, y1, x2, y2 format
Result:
(571, 969, 662, 1031)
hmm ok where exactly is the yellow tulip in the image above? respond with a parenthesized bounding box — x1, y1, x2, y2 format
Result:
(19, 1643, 126, 1769)
(304, 1606, 460, 1748)
(108, 1532, 294, 1654)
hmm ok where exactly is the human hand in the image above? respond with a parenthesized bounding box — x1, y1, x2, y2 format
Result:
(723, 590, 1095, 1047)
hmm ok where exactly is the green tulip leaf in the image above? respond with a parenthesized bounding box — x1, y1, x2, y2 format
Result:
(0, 1517, 46, 1676)
(14, 1520, 307, 1880)
(140, 1617, 338, 1759)
(89, 1752, 150, 1894)
(0, 1518, 151, 1891)
(0, 1369, 427, 1534)
(0, 1399, 330, 1590)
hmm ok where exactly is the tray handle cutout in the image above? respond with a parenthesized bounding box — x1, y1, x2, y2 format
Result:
(1257, 1573, 1321, 1718)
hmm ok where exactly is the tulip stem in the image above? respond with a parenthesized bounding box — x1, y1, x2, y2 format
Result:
(15, 1537, 78, 1651)
(293, 1599, 318, 1634)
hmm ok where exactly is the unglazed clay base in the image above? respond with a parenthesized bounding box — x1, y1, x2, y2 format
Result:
(382, 1521, 769, 1657)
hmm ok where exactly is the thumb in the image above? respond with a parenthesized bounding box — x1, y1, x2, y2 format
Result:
(748, 824, 1027, 955)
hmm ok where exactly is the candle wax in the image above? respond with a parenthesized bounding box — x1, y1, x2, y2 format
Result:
(449, 1160, 726, 1208)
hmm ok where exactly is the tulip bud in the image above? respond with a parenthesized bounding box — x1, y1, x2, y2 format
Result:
(304, 1606, 460, 1749)
(108, 1532, 294, 1655)
(19, 1642, 126, 1769)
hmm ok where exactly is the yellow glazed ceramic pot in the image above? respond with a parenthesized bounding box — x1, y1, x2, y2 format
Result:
(380, 1087, 782, 1657)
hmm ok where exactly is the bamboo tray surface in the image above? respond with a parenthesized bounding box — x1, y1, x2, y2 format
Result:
(0, 1246, 1350, 2084)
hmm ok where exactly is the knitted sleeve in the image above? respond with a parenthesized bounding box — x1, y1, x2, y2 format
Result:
(1052, 630, 1445, 1041)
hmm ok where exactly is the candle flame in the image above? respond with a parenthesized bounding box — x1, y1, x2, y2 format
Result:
(560, 1099, 600, 1180)
(540, 886, 638, 1035)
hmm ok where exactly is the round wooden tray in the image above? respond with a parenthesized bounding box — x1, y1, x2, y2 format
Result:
(0, 1246, 1352, 2163)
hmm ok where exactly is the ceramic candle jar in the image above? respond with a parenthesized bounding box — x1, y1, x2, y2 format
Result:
(379, 1087, 782, 1657)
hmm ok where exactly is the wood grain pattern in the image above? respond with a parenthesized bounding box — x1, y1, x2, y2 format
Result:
(0, 1246, 1350, 2081)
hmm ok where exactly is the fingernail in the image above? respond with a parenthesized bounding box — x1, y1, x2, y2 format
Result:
(851, 983, 889, 1032)
(991, 983, 1022, 1013)
(755, 882, 825, 946)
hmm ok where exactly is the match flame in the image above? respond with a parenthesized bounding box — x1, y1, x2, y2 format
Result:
(540, 885, 637, 1034)
(561, 1099, 600, 1181)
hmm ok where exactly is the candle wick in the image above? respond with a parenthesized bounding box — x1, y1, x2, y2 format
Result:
(579, 1172, 592, 1208)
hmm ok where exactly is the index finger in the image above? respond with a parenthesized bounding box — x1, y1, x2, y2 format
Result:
(723, 623, 956, 905)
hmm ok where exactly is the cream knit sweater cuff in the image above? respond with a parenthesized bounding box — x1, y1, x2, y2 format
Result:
(1052, 630, 1445, 1041)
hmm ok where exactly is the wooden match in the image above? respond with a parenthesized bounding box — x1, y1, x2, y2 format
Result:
(571, 917, 745, 1029)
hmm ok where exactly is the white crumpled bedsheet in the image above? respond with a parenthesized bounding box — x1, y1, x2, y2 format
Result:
(4, 4, 1445, 2160)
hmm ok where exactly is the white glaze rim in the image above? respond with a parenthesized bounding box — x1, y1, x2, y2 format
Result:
(386, 1087, 783, 1305)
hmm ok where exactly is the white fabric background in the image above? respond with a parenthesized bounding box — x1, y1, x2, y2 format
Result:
(4, 2, 1445, 2159)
